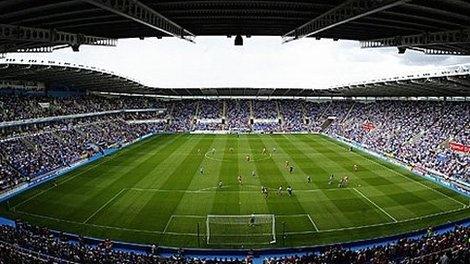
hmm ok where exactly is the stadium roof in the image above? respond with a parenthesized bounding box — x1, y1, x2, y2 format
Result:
(1, 58, 469, 97)
(1, 0, 470, 55)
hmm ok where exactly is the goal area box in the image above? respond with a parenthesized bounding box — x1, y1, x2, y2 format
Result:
(206, 214, 276, 245)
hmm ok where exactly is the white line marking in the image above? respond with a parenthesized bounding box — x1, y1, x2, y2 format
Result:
(83, 189, 126, 224)
(163, 215, 174, 234)
(127, 186, 351, 194)
(12, 188, 53, 211)
(17, 210, 194, 236)
(171, 214, 207, 218)
(204, 151, 271, 163)
(316, 206, 468, 233)
(353, 188, 398, 223)
(15, 206, 467, 236)
(350, 144, 468, 208)
(12, 158, 109, 210)
(11, 134, 174, 211)
(276, 214, 310, 217)
(307, 214, 319, 232)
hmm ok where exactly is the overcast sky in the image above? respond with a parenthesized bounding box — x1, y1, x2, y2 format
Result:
(6, 37, 470, 89)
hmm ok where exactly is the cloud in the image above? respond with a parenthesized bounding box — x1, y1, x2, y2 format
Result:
(398, 50, 470, 66)
(6, 37, 469, 88)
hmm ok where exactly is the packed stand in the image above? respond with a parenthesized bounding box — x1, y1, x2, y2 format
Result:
(328, 101, 470, 184)
(0, 114, 163, 191)
(1, 95, 174, 192)
(197, 100, 222, 119)
(0, 157, 24, 191)
(320, 101, 355, 124)
(0, 221, 249, 264)
(120, 111, 169, 131)
(0, 95, 164, 122)
(252, 122, 281, 132)
(453, 123, 469, 146)
(1, 96, 469, 191)
(304, 101, 330, 132)
(403, 102, 469, 183)
(0, 221, 467, 264)
(168, 100, 196, 132)
(329, 101, 439, 154)
(280, 100, 306, 132)
(253, 100, 279, 119)
(226, 100, 251, 131)
(124, 110, 168, 121)
(264, 226, 469, 264)
(0, 137, 60, 178)
(193, 100, 223, 130)
(194, 122, 224, 131)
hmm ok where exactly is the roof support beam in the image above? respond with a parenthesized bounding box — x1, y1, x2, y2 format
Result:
(0, 23, 117, 53)
(447, 76, 470, 88)
(282, 0, 410, 43)
(419, 48, 469, 56)
(406, 80, 451, 95)
(82, 0, 196, 43)
(361, 28, 470, 55)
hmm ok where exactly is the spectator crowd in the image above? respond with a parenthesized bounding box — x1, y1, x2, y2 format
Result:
(0, 94, 469, 263)
(264, 226, 469, 264)
(0, 111, 168, 191)
(0, 221, 467, 264)
(0, 95, 164, 122)
(0, 221, 249, 264)
(327, 101, 469, 184)
(1, 95, 468, 193)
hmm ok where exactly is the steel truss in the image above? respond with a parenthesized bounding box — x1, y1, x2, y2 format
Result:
(282, 0, 410, 43)
(0, 23, 117, 53)
(82, 0, 196, 42)
(361, 28, 470, 55)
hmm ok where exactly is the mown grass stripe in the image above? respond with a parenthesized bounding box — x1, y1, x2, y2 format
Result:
(264, 136, 353, 228)
(1, 134, 469, 249)
(211, 135, 240, 215)
(248, 135, 307, 216)
(132, 136, 215, 233)
(353, 188, 397, 222)
(112, 135, 203, 233)
(318, 135, 468, 209)
(270, 135, 323, 189)
(10, 134, 165, 210)
(76, 135, 187, 223)
(298, 135, 446, 219)
(83, 189, 127, 224)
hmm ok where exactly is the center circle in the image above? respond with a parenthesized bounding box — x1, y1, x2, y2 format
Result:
(204, 151, 272, 163)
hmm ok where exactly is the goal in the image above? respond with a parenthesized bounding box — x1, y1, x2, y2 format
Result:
(206, 214, 276, 245)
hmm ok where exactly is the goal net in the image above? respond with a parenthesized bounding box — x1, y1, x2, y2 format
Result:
(206, 214, 276, 245)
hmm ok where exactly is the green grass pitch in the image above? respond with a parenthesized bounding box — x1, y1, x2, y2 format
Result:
(1, 134, 468, 249)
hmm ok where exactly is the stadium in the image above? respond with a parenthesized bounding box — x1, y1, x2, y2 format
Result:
(0, 1, 469, 263)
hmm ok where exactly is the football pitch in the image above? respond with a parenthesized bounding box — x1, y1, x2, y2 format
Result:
(1, 134, 469, 248)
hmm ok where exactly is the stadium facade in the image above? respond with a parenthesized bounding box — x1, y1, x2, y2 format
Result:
(1, 0, 470, 263)
(1, 58, 470, 97)
(0, 58, 469, 263)
(2, 0, 470, 55)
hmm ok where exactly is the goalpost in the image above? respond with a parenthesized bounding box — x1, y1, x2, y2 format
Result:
(206, 214, 276, 245)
